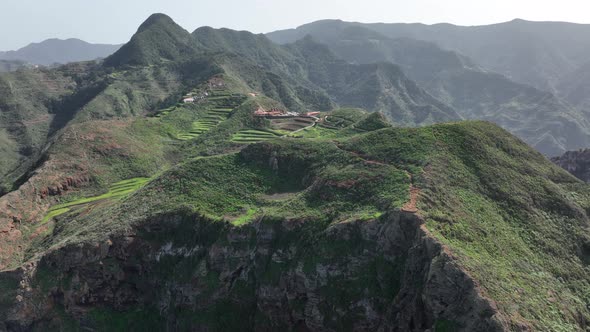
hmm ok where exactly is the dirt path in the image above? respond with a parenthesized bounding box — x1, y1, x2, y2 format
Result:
(331, 142, 420, 213)
(286, 117, 320, 136)
(401, 171, 420, 213)
(402, 185, 420, 213)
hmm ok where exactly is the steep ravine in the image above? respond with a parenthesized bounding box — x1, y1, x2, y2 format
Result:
(0, 209, 504, 331)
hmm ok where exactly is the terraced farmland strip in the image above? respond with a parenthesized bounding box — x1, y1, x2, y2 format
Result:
(41, 177, 151, 222)
(177, 106, 236, 140)
(231, 129, 281, 143)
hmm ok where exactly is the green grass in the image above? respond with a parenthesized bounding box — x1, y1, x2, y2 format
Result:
(231, 129, 280, 143)
(42, 177, 151, 222)
(232, 208, 258, 226)
(40, 208, 71, 224)
(344, 121, 590, 329)
(153, 106, 176, 118)
(106, 138, 411, 225)
(177, 103, 236, 140)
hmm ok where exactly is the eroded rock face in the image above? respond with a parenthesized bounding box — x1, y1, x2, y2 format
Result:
(552, 149, 590, 183)
(0, 211, 505, 331)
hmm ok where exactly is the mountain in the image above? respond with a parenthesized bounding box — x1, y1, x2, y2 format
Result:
(285, 36, 461, 125)
(558, 60, 590, 112)
(0, 38, 121, 66)
(268, 21, 590, 156)
(0, 14, 589, 331)
(193, 26, 300, 74)
(268, 19, 590, 95)
(104, 13, 201, 67)
(191, 27, 461, 126)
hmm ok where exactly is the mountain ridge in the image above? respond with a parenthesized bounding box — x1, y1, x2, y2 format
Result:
(267, 21, 590, 155)
(267, 19, 590, 96)
(0, 38, 122, 66)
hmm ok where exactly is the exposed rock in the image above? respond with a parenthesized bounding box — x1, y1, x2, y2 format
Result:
(0, 211, 506, 331)
(552, 148, 590, 182)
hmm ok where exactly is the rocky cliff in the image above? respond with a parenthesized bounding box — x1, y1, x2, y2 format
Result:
(0, 209, 504, 331)
(552, 149, 590, 183)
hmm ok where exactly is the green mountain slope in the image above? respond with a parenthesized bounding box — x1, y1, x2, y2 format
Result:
(1, 116, 588, 331)
(0, 66, 78, 192)
(192, 26, 461, 126)
(286, 37, 461, 126)
(193, 27, 301, 77)
(104, 13, 201, 67)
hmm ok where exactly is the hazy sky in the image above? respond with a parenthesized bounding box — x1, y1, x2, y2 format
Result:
(2, 0, 590, 51)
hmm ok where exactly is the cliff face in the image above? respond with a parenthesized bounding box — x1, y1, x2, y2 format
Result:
(552, 149, 590, 183)
(0, 210, 504, 331)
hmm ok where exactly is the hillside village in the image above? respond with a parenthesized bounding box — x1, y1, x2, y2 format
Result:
(181, 76, 321, 120)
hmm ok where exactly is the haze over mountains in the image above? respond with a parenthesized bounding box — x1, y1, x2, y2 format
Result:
(268, 19, 590, 156)
(0, 38, 122, 67)
(268, 19, 590, 93)
(0, 13, 589, 331)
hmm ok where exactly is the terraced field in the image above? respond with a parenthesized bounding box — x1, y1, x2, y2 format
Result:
(232, 129, 281, 143)
(207, 90, 232, 100)
(153, 105, 176, 118)
(270, 117, 316, 131)
(41, 177, 151, 223)
(177, 92, 243, 140)
(177, 107, 234, 140)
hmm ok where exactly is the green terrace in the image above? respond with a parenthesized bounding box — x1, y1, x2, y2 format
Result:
(270, 117, 316, 132)
(41, 177, 151, 224)
(231, 129, 281, 143)
(207, 90, 233, 100)
(153, 105, 177, 118)
(177, 107, 234, 140)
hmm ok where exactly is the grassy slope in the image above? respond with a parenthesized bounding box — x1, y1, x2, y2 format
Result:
(344, 121, 590, 330)
(29, 106, 402, 248)
(0, 68, 76, 190)
(104, 13, 201, 68)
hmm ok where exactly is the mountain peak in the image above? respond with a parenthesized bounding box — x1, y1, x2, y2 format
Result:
(104, 13, 199, 67)
(137, 13, 176, 32)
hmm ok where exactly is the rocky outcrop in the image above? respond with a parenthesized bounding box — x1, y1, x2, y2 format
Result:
(0, 210, 506, 331)
(552, 148, 590, 183)
(38, 175, 92, 199)
(0, 162, 92, 270)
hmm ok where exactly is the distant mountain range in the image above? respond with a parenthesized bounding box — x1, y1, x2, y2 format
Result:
(268, 19, 590, 94)
(0, 38, 122, 66)
(268, 20, 590, 156)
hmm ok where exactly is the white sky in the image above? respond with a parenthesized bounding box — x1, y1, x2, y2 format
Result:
(2, 0, 590, 51)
